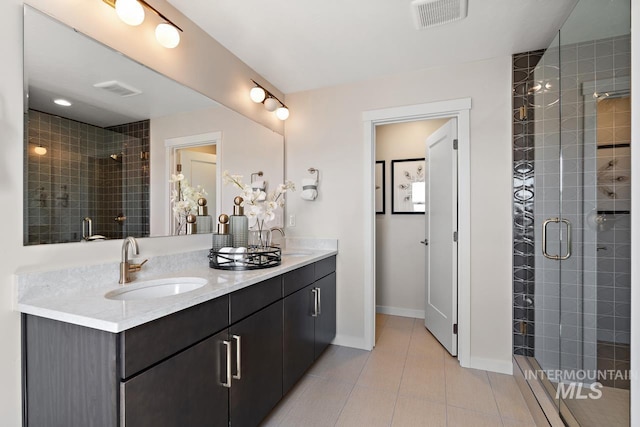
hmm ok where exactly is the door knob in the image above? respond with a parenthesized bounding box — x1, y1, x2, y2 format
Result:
(420, 240, 428, 245)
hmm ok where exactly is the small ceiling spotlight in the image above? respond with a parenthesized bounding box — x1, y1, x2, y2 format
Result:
(249, 80, 290, 121)
(53, 98, 72, 107)
(104, 0, 183, 48)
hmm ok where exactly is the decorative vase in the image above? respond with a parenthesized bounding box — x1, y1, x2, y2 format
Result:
(248, 222, 271, 250)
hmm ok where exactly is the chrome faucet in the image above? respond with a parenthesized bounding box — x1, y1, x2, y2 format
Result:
(119, 236, 148, 284)
(270, 227, 286, 248)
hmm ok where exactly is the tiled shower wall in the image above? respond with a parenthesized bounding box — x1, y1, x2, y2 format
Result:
(512, 49, 544, 357)
(105, 120, 150, 239)
(516, 33, 631, 381)
(25, 111, 150, 244)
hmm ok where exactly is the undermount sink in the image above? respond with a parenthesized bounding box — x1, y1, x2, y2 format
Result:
(105, 277, 207, 301)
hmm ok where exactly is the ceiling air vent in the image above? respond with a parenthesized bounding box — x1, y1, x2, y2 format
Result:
(411, 0, 468, 30)
(93, 80, 142, 97)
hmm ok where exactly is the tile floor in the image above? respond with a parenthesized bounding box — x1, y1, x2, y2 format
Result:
(262, 314, 538, 426)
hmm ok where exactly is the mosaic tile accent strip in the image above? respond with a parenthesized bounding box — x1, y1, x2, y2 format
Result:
(512, 50, 544, 357)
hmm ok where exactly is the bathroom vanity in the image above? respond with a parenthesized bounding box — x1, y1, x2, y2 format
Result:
(18, 247, 337, 427)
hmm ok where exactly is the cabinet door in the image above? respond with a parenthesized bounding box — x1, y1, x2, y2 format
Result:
(121, 330, 229, 427)
(314, 272, 337, 359)
(283, 284, 315, 394)
(229, 300, 283, 427)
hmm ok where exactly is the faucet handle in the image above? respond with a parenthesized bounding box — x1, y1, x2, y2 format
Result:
(129, 259, 148, 272)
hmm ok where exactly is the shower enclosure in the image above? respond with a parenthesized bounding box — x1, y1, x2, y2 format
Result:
(513, 1, 631, 425)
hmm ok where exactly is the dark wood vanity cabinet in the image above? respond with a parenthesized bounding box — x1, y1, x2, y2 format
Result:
(283, 256, 337, 394)
(121, 330, 229, 427)
(23, 256, 336, 427)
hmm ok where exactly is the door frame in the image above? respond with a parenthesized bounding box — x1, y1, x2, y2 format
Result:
(362, 98, 471, 367)
(164, 132, 222, 235)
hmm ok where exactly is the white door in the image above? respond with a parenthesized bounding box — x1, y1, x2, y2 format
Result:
(425, 119, 458, 356)
(179, 150, 217, 215)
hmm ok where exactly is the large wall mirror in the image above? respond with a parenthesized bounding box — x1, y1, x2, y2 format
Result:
(23, 6, 284, 245)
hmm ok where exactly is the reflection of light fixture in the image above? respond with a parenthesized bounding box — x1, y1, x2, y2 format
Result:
(53, 98, 72, 107)
(115, 0, 144, 26)
(34, 145, 47, 156)
(249, 80, 289, 121)
(155, 23, 180, 48)
(104, 0, 183, 48)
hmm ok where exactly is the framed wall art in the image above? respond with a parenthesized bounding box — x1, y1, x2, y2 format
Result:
(391, 158, 425, 214)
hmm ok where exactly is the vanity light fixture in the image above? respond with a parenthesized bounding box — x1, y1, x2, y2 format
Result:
(250, 80, 289, 121)
(103, 0, 183, 48)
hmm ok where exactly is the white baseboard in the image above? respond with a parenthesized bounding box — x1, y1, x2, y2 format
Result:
(376, 305, 425, 319)
(332, 334, 371, 351)
(466, 356, 513, 375)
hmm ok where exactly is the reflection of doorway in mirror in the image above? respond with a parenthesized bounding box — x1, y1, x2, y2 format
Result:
(175, 145, 217, 234)
(164, 132, 222, 236)
(178, 145, 217, 215)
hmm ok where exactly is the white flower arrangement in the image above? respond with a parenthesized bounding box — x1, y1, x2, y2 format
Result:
(169, 173, 207, 234)
(223, 171, 295, 228)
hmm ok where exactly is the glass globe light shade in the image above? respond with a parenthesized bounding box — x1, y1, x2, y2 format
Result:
(264, 97, 279, 112)
(275, 107, 290, 120)
(155, 23, 180, 48)
(250, 87, 266, 103)
(115, 0, 145, 26)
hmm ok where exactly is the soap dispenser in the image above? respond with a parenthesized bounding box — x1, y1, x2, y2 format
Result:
(212, 214, 234, 251)
(229, 196, 248, 247)
(195, 197, 213, 234)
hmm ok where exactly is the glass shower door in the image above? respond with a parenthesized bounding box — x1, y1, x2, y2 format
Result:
(556, 12, 632, 424)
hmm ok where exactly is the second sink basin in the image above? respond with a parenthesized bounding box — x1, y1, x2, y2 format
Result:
(105, 277, 207, 301)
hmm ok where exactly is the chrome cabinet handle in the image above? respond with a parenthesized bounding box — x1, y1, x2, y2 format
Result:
(317, 287, 322, 316)
(542, 217, 572, 260)
(232, 335, 241, 380)
(222, 340, 232, 388)
(311, 288, 318, 317)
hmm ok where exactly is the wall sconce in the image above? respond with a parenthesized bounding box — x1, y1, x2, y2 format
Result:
(103, 0, 183, 48)
(34, 144, 47, 156)
(249, 80, 289, 121)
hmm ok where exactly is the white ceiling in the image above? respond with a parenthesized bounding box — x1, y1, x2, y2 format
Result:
(168, 0, 579, 94)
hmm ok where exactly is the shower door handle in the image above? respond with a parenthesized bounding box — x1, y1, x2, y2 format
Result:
(542, 218, 572, 260)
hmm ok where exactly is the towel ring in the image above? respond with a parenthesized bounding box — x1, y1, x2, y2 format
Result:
(308, 168, 319, 181)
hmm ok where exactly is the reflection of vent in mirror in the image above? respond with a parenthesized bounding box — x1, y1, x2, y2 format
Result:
(93, 80, 142, 97)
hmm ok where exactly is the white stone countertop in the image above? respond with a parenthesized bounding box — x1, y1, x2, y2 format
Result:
(16, 239, 337, 333)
